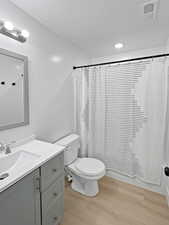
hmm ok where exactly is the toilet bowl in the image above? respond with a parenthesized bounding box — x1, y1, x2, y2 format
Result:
(68, 157, 105, 196)
(55, 134, 105, 197)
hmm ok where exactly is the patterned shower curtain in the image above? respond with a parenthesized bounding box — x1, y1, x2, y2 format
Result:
(74, 57, 168, 185)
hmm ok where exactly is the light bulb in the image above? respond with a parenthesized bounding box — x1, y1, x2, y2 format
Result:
(4, 21, 14, 31)
(114, 43, 123, 49)
(21, 30, 30, 38)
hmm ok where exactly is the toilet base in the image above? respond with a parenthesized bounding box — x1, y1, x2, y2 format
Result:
(71, 174, 99, 197)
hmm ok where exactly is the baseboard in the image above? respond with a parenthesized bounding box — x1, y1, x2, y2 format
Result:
(106, 170, 165, 195)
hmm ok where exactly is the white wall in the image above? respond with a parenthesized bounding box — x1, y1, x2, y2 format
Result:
(165, 40, 169, 165)
(0, 0, 88, 144)
(163, 39, 169, 204)
(166, 38, 169, 52)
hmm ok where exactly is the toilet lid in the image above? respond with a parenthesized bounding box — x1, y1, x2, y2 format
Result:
(75, 158, 105, 176)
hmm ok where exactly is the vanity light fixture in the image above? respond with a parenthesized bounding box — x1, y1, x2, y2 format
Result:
(0, 20, 29, 43)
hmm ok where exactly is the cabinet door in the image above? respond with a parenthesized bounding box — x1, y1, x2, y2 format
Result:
(42, 195, 64, 225)
(42, 176, 64, 213)
(0, 169, 41, 225)
(41, 152, 64, 192)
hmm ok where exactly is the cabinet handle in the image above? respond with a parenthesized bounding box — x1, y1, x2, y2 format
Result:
(52, 168, 57, 172)
(53, 216, 58, 221)
(53, 192, 58, 197)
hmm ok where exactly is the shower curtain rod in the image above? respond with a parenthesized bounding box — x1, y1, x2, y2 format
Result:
(73, 53, 169, 70)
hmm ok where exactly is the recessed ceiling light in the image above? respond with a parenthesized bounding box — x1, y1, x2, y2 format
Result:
(114, 43, 123, 49)
(4, 21, 14, 31)
(51, 55, 62, 63)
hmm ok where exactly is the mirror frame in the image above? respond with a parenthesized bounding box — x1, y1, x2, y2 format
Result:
(0, 48, 29, 131)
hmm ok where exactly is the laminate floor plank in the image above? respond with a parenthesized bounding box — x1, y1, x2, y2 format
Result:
(63, 176, 169, 225)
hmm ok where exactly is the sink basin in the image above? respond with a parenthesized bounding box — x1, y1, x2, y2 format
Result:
(0, 151, 40, 175)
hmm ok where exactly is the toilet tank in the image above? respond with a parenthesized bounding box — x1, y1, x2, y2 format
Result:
(56, 134, 80, 165)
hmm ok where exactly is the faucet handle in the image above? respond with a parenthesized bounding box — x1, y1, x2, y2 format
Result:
(5, 144, 11, 154)
(0, 142, 6, 152)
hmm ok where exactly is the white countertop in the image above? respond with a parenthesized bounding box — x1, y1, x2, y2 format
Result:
(0, 139, 65, 193)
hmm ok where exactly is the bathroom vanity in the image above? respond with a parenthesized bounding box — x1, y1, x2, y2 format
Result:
(0, 139, 65, 225)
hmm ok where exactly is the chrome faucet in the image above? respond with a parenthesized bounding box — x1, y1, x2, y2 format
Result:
(0, 142, 11, 154)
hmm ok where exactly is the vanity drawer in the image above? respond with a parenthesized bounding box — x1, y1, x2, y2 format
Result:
(42, 176, 64, 212)
(42, 195, 64, 225)
(41, 152, 64, 191)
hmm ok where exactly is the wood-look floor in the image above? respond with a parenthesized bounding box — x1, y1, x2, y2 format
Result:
(63, 176, 169, 225)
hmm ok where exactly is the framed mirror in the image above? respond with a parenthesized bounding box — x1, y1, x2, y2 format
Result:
(0, 48, 29, 131)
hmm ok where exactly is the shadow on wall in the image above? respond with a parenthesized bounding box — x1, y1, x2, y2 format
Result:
(34, 71, 74, 142)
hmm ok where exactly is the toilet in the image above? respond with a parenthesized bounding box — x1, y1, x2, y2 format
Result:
(55, 134, 105, 197)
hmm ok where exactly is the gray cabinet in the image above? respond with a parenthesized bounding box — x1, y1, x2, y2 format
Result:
(0, 152, 64, 225)
(40, 152, 64, 225)
(0, 169, 41, 225)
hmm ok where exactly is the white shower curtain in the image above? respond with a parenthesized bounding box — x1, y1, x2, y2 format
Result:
(74, 57, 168, 185)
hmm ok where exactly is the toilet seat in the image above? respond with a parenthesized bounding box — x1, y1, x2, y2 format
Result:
(68, 157, 105, 179)
(75, 158, 105, 176)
